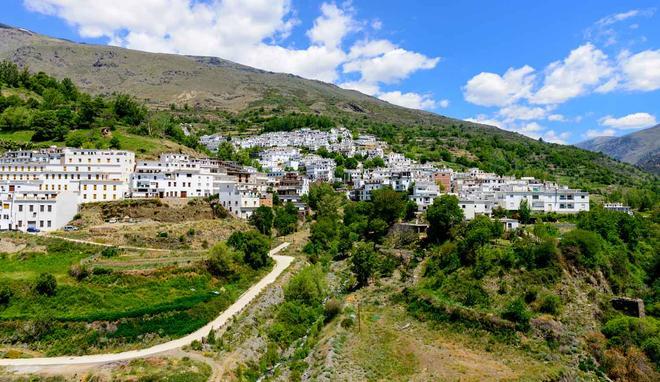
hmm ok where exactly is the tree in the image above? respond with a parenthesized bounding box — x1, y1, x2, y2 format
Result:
(0, 106, 32, 131)
(112, 94, 147, 125)
(426, 195, 464, 243)
(560, 229, 605, 268)
(518, 199, 532, 224)
(404, 200, 418, 221)
(228, 230, 271, 269)
(35, 273, 57, 296)
(274, 202, 298, 236)
(284, 266, 326, 306)
(306, 182, 336, 212)
(351, 242, 378, 287)
(205, 243, 240, 279)
(31, 110, 68, 141)
(371, 187, 406, 225)
(109, 136, 121, 149)
(249, 205, 274, 236)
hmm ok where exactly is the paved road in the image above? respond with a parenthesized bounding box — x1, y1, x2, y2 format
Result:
(0, 242, 293, 368)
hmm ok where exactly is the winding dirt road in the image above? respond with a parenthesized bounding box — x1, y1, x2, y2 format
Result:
(0, 242, 293, 369)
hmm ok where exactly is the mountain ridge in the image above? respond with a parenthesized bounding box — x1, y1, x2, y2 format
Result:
(0, 24, 479, 130)
(576, 125, 660, 174)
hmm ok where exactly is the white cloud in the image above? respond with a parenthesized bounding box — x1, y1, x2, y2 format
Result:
(438, 99, 450, 108)
(542, 130, 571, 144)
(22, 0, 441, 103)
(378, 91, 438, 110)
(530, 43, 613, 104)
(600, 112, 657, 129)
(547, 114, 565, 122)
(465, 115, 569, 144)
(338, 80, 380, 96)
(585, 128, 616, 138)
(343, 44, 439, 85)
(584, 9, 655, 46)
(307, 2, 357, 48)
(497, 105, 551, 122)
(462, 66, 535, 107)
(618, 49, 660, 91)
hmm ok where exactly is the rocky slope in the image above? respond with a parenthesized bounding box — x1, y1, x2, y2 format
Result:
(576, 125, 660, 174)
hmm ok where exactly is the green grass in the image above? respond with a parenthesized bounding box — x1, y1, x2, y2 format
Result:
(0, 130, 36, 142)
(0, 233, 270, 356)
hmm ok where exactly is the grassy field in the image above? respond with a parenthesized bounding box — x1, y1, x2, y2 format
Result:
(0, 127, 196, 159)
(0, 233, 269, 356)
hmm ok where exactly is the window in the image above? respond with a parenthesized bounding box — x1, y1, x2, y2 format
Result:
(29, 205, 33, 212)
(18, 205, 23, 212)
(40, 205, 44, 212)
(47, 205, 52, 212)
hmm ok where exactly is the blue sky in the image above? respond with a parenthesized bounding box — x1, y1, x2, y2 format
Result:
(2, 1, 659, 144)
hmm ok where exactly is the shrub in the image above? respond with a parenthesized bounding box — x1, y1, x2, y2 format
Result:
(502, 298, 531, 330)
(538, 292, 561, 315)
(205, 243, 240, 280)
(101, 246, 120, 258)
(0, 283, 12, 305)
(285, 266, 326, 306)
(560, 229, 605, 268)
(68, 264, 90, 281)
(324, 298, 342, 321)
(35, 273, 57, 296)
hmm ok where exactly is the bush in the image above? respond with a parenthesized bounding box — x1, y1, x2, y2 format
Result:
(324, 298, 342, 321)
(101, 246, 120, 258)
(560, 229, 605, 268)
(502, 298, 531, 330)
(68, 264, 90, 281)
(538, 292, 561, 315)
(0, 283, 12, 305)
(35, 273, 57, 296)
(285, 266, 326, 306)
(205, 243, 241, 280)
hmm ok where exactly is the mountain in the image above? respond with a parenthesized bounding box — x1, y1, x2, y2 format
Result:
(576, 125, 660, 174)
(0, 24, 656, 187)
(0, 23, 473, 129)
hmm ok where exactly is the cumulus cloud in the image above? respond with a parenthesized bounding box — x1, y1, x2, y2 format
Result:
(618, 49, 660, 91)
(462, 66, 535, 107)
(497, 105, 551, 122)
(23, 0, 443, 109)
(465, 115, 569, 144)
(600, 112, 657, 129)
(530, 43, 613, 104)
(378, 91, 439, 110)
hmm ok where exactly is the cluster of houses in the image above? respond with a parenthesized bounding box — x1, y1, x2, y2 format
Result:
(0, 148, 275, 231)
(0, 128, 592, 232)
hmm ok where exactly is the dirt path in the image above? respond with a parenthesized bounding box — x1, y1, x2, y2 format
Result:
(0, 242, 293, 372)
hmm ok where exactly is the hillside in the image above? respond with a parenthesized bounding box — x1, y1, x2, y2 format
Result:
(0, 24, 656, 190)
(576, 125, 660, 174)
(0, 23, 465, 128)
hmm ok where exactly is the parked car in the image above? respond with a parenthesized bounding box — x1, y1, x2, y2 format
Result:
(26, 226, 40, 233)
(63, 225, 79, 231)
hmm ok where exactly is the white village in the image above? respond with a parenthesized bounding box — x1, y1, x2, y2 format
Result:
(1, 127, 591, 232)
